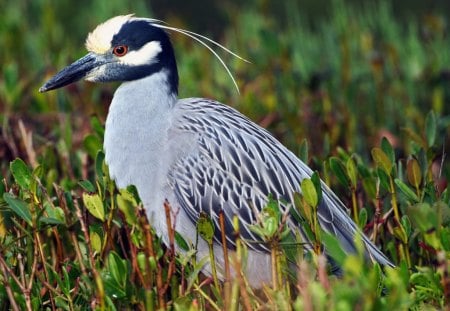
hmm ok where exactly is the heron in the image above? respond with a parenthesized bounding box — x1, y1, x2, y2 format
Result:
(40, 15, 393, 287)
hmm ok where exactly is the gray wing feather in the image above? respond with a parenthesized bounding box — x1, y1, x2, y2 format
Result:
(169, 98, 393, 266)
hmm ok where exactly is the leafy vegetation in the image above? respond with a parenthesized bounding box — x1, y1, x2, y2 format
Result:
(1, 0, 449, 309)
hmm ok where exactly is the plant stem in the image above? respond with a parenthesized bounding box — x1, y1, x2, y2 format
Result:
(74, 199, 105, 310)
(231, 216, 241, 311)
(219, 211, 231, 310)
(208, 242, 220, 290)
(193, 284, 221, 311)
(389, 177, 411, 268)
(389, 177, 401, 224)
(271, 245, 279, 290)
(351, 188, 359, 225)
(140, 208, 164, 310)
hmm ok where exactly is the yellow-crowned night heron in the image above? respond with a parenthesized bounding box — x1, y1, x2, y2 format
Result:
(40, 15, 393, 287)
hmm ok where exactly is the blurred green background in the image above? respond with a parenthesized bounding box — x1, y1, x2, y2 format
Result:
(1, 0, 449, 174)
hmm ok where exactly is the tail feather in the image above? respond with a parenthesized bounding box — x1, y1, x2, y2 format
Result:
(320, 182, 394, 268)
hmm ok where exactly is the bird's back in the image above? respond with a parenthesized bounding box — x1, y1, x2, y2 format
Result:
(168, 98, 393, 266)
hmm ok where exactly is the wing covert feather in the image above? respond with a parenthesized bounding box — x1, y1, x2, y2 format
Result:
(168, 99, 392, 266)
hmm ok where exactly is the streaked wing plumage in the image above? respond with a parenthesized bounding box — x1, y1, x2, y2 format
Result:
(169, 98, 392, 265)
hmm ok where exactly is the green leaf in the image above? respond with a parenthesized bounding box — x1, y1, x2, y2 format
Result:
(293, 192, 309, 222)
(54, 297, 69, 309)
(321, 231, 347, 266)
(435, 201, 450, 227)
(116, 189, 138, 225)
(108, 251, 127, 287)
(424, 110, 436, 147)
(406, 158, 422, 189)
(33, 165, 44, 179)
(105, 296, 119, 311)
(10, 158, 32, 190)
(90, 229, 103, 254)
(42, 204, 66, 225)
(95, 151, 105, 187)
(3, 193, 32, 225)
(329, 157, 350, 187)
(103, 273, 126, 299)
(406, 203, 437, 232)
(196, 212, 215, 244)
(402, 127, 426, 148)
(137, 252, 147, 272)
(263, 217, 277, 237)
(381, 137, 395, 164)
(78, 180, 96, 193)
(174, 231, 190, 251)
(440, 228, 450, 251)
(90, 115, 105, 137)
(83, 134, 102, 159)
(371, 148, 393, 175)
(394, 179, 419, 203)
(442, 188, 449, 205)
(393, 225, 408, 244)
(346, 156, 358, 188)
(301, 178, 318, 208)
(248, 223, 266, 239)
(187, 256, 210, 291)
(264, 196, 282, 221)
(61, 266, 71, 296)
(148, 255, 158, 271)
(362, 177, 376, 199)
(359, 207, 368, 228)
(310, 172, 322, 204)
(376, 168, 390, 192)
(82, 193, 105, 221)
(401, 215, 411, 237)
(281, 231, 300, 263)
(298, 138, 308, 163)
(39, 207, 66, 225)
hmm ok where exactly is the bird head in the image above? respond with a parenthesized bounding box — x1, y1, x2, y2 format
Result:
(39, 15, 179, 94)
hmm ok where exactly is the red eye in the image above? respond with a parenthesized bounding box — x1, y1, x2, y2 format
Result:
(113, 45, 128, 57)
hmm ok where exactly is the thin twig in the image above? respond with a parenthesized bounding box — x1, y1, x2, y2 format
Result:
(297, 261, 313, 311)
(193, 283, 221, 311)
(438, 141, 446, 182)
(35, 232, 56, 310)
(140, 207, 165, 309)
(0, 252, 24, 289)
(162, 200, 176, 294)
(27, 238, 39, 298)
(18, 119, 37, 168)
(74, 199, 105, 309)
(219, 211, 231, 310)
(231, 215, 253, 311)
(2, 115, 19, 158)
(317, 254, 330, 293)
(0, 258, 20, 311)
(55, 185, 88, 276)
(373, 179, 382, 242)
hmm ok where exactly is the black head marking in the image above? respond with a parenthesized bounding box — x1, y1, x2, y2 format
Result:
(111, 20, 179, 94)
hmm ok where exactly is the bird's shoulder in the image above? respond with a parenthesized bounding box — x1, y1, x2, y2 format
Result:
(171, 98, 312, 194)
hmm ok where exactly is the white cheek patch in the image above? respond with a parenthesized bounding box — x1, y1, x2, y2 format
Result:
(85, 65, 106, 82)
(119, 41, 162, 66)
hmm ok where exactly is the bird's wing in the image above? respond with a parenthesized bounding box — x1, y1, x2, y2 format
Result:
(169, 99, 392, 265)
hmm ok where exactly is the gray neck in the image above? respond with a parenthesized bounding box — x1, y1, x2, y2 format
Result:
(104, 71, 177, 189)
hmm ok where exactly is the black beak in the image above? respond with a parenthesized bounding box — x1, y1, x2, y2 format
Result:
(39, 53, 100, 92)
